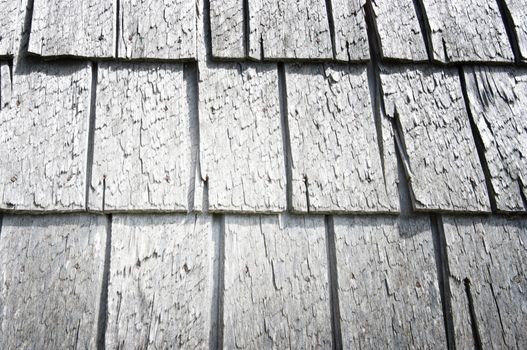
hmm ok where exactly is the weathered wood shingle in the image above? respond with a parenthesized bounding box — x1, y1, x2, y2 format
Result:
(502, 0, 527, 61)
(0, 0, 26, 56)
(90, 62, 192, 212)
(463, 66, 527, 212)
(0, 214, 107, 348)
(330, 0, 370, 61)
(223, 214, 332, 348)
(420, 0, 514, 62)
(198, 63, 286, 212)
(209, 0, 245, 59)
(381, 66, 491, 212)
(442, 215, 527, 349)
(334, 216, 446, 348)
(0, 60, 91, 211)
(29, 0, 114, 58)
(106, 214, 213, 349)
(285, 64, 398, 213)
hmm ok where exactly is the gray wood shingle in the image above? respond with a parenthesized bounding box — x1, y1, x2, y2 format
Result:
(0, 0, 26, 57)
(0, 214, 107, 348)
(502, 0, 527, 61)
(330, 0, 370, 61)
(380, 66, 491, 212)
(209, 0, 245, 59)
(463, 66, 527, 212)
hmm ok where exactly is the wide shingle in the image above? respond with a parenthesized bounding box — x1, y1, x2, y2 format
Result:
(223, 214, 332, 348)
(442, 215, 527, 349)
(90, 62, 193, 212)
(380, 66, 491, 212)
(0, 215, 108, 349)
(285, 64, 398, 213)
(463, 66, 527, 212)
(106, 214, 213, 349)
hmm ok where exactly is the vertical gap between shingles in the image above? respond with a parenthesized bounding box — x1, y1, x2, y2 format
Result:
(431, 214, 457, 350)
(203, 0, 213, 60)
(184, 62, 200, 212)
(85, 62, 98, 211)
(364, 0, 383, 62)
(496, 0, 522, 64)
(96, 214, 113, 350)
(325, 216, 342, 350)
(458, 67, 497, 212)
(463, 277, 483, 350)
(277, 63, 293, 212)
(242, 0, 250, 58)
(210, 214, 225, 350)
(16, 0, 34, 62)
(324, 0, 337, 59)
(412, 0, 434, 61)
(114, 0, 120, 58)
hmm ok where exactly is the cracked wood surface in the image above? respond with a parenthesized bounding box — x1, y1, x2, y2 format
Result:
(29, 0, 114, 58)
(198, 63, 286, 212)
(248, 0, 333, 60)
(223, 214, 332, 349)
(503, 0, 527, 61)
(334, 215, 446, 348)
(381, 66, 491, 213)
(330, 0, 370, 61)
(420, 0, 514, 62)
(0, 62, 11, 109)
(463, 66, 527, 213)
(209, 0, 245, 59)
(90, 62, 192, 212)
(0, 214, 107, 349)
(372, 0, 428, 61)
(0, 59, 91, 211)
(442, 215, 527, 349)
(0, 0, 26, 57)
(285, 64, 398, 213)
(118, 0, 196, 60)
(106, 214, 212, 349)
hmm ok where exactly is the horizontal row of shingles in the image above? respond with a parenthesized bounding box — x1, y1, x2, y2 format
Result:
(1, 0, 525, 63)
(1, 213, 526, 348)
(0, 0, 196, 60)
(210, 0, 526, 63)
(0, 59, 526, 213)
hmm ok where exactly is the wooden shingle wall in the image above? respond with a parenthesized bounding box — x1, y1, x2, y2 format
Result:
(1, 0, 526, 348)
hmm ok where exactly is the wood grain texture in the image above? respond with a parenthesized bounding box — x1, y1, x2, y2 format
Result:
(223, 214, 332, 349)
(0, 60, 91, 211)
(0, 214, 107, 349)
(334, 215, 446, 348)
(248, 0, 333, 60)
(0, 0, 26, 56)
(198, 63, 286, 212)
(330, 0, 369, 61)
(285, 64, 398, 213)
(420, 0, 514, 62)
(106, 214, 213, 349)
(118, 0, 196, 60)
(90, 62, 192, 212)
(0, 62, 11, 110)
(372, 0, 428, 61)
(209, 0, 245, 59)
(503, 0, 527, 61)
(29, 0, 114, 58)
(381, 65, 491, 212)
(443, 215, 527, 349)
(463, 66, 527, 212)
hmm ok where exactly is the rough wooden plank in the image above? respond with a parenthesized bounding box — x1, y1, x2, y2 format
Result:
(209, 0, 245, 59)
(334, 215, 446, 348)
(106, 214, 213, 349)
(381, 66, 491, 212)
(28, 0, 114, 58)
(420, 0, 514, 62)
(285, 64, 398, 213)
(0, 0, 26, 56)
(0, 214, 107, 348)
(372, 0, 428, 61)
(223, 214, 332, 348)
(248, 0, 333, 60)
(0, 62, 11, 109)
(198, 63, 286, 212)
(0, 60, 91, 211)
(502, 0, 527, 61)
(90, 62, 192, 212)
(442, 215, 527, 349)
(118, 0, 196, 60)
(330, 0, 369, 61)
(463, 66, 527, 212)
